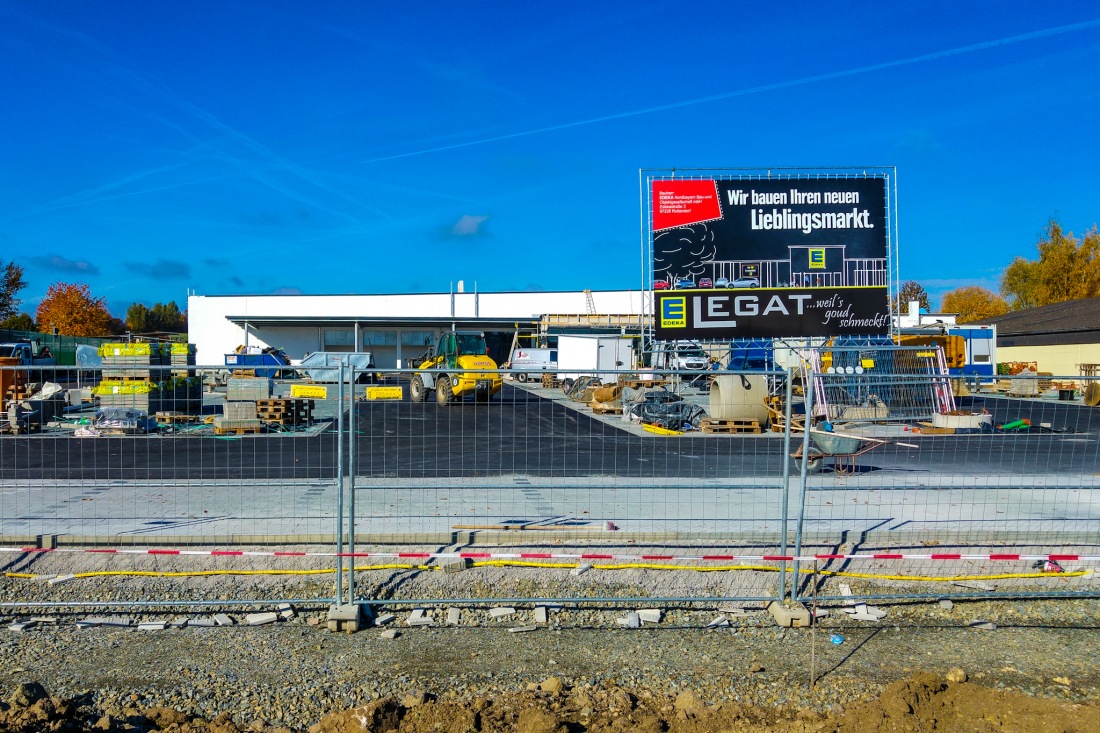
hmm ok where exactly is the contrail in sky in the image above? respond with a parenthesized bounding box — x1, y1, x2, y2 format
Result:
(363, 18, 1100, 164)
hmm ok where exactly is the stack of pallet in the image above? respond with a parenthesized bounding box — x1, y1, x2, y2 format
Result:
(256, 398, 314, 426)
(93, 343, 202, 415)
(2, 370, 31, 407)
(214, 376, 269, 434)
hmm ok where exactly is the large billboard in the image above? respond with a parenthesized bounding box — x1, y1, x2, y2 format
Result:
(650, 176, 891, 340)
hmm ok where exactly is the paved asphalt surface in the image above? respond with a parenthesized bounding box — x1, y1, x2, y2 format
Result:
(1, 386, 1098, 540)
(1, 386, 1099, 483)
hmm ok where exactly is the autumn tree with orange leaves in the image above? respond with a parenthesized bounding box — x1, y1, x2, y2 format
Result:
(940, 286, 1010, 323)
(35, 282, 113, 336)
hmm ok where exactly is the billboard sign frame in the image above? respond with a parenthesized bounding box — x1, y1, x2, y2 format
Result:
(640, 167, 899, 342)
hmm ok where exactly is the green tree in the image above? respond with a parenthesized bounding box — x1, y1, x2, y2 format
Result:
(125, 303, 151, 332)
(892, 280, 930, 313)
(0, 312, 36, 331)
(126, 300, 186, 332)
(940, 286, 1010, 323)
(151, 301, 186, 332)
(1, 261, 26, 322)
(1001, 221, 1100, 309)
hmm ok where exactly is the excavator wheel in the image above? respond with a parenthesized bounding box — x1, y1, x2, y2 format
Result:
(409, 374, 428, 402)
(436, 375, 453, 405)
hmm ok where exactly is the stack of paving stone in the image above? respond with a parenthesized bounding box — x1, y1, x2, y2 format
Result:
(213, 376, 270, 434)
(168, 342, 197, 377)
(92, 343, 202, 415)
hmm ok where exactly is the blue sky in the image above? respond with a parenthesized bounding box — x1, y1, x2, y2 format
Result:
(2, 1, 1098, 318)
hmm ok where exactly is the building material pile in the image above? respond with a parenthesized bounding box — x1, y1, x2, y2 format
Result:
(214, 376, 268, 434)
(91, 343, 201, 415)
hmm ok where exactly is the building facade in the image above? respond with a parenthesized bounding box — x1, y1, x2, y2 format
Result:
(187, 289, 647, 368)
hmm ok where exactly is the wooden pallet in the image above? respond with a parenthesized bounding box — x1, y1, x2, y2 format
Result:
(541, 374, 561, 389)
(618, 378, 667, 389)
(260, 415, 311, 426)
(700, 417, 762, 434)
(155, 412, 198, 424)
(256, 398, 315, 410)
(256, 398, 313, 425)
(214, 425, 263, 435)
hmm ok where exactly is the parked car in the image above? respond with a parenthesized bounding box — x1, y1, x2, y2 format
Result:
(731, 277, 760, 288)
(697, 277, 713, 288)
(714, 277, 730, 288)
(653, 279, 670, 290)
(675, 278, 696, 289)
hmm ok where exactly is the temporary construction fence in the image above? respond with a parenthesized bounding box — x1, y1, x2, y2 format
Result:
(0, 363, 1098, 612)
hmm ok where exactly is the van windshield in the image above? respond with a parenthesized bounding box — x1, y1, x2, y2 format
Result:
(677, 347, 706, 358)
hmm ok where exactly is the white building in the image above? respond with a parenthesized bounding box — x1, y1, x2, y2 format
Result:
(187, 287, 647, 368)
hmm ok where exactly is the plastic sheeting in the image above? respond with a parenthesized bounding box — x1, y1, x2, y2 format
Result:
(622, 388, 707, 430)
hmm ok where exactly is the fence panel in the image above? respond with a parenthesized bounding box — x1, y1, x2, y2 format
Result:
(3, 360, 1098, 611)
(0, 362, 342, 609)
(349, 367, 794, 605)
(792, 371, 1100, 603)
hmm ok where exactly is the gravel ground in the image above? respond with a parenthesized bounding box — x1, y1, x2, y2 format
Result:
(1, 552, 1098, 730)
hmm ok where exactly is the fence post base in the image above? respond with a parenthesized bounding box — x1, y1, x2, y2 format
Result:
(327, 603, 362, 633)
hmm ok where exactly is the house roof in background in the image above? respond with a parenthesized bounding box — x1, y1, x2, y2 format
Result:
(983, 298, 1100, 336)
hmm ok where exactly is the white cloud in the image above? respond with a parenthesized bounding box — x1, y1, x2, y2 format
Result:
(450, 214, 489, 237)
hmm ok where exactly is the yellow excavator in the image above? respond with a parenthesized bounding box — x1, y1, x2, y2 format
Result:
(409, 330, 502, 404)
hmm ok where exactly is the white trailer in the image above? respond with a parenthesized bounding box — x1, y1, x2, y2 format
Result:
(556, 335, 634, 380)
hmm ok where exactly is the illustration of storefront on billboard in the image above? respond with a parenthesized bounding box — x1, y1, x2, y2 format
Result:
(788, 244, 886, 288)
(705, 246, 886, 289)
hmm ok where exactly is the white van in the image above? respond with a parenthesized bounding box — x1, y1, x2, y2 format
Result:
(510, 348, 558, 382)
(649, 340, 710, 372)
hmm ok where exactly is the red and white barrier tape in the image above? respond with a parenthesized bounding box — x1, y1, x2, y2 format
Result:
(0, 547, 1094, 563)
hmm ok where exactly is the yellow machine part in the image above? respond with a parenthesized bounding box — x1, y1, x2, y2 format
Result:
(895, 333, 966, 368)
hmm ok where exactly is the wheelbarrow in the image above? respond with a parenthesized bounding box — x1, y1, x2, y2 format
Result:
(791, 427, 917, 475)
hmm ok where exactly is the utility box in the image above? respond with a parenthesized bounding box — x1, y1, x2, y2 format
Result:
(556, 335, 634, 381)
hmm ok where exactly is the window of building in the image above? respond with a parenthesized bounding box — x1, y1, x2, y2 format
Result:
(321, 327, 352, 345)
(401, 331, 436, 347)
(363, 331, 397, 347)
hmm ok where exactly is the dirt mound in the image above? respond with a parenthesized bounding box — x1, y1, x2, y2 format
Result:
(2, 674, 1097, 733)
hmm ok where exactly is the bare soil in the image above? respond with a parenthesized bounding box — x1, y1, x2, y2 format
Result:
(2, 673, 1099, 733)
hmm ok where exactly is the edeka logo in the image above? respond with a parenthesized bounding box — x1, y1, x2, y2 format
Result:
(660, 296, 686, 328)
(809, 248, 826, 269)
